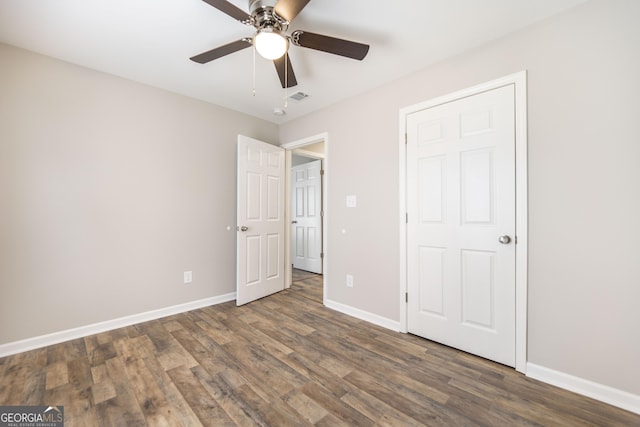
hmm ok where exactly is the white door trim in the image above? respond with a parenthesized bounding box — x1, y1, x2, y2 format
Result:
(282, 132, 328, 304)
(398, 71, 528, 373)
(292, 147, 325, 160)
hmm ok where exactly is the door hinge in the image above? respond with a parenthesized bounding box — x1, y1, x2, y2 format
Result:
(320, 169, 325, 176)
(404, 133, 408, 145)
(321, 252, 324, 259)
(406, 212, 408, 224)
(321, 210, 324, 217)
(405, 292, 408, 303)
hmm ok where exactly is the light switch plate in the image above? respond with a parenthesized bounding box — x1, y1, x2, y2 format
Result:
(346, 195, 357, 208)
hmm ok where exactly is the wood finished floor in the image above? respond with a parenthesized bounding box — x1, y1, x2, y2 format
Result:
(1, 270, 638, 426)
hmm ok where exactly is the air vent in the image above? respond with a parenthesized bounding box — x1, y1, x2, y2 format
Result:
(288, 91, 310, 101)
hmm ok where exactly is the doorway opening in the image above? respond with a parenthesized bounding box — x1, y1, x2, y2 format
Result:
(282, 133, 328, 305)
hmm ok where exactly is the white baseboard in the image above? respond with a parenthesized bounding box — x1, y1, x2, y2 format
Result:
(0, 293, 236, 358)
(526, 363, 640, 415)
(324, 298, 401, 332)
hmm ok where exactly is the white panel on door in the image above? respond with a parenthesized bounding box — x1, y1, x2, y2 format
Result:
(307, 186, 316, 216)
(267, 152, 280, 168)
(307, 227, 318, 259)
(460, 109, 493, 137)
(418, 120, 444, 145)
(419, 156, 446, 223)
(308, 165, 320, 180)
(295, 170, 306, 182)
(419, 246, 446, 317)
(246, 235, 261, 285)
(461, 149, 494, 225)
(267, 175, 280, 220)
(266, 234, 280, 279)
(461, 249, 495, 329)
(247, 173, 262, 221)
(295, 227, 304, 258)
(248, 146, 262, 166)
(295, 187, 305, 217)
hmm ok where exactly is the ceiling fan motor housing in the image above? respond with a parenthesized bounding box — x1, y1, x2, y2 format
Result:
(249, 0, 288, 30)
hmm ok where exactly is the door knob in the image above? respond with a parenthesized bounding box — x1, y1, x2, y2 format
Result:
(292, 220, 298, 224)
(498, 235, 512, 244)
(237, 225, 248, 232)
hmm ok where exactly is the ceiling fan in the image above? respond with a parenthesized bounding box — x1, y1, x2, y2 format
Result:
(190, 0, 370, 88)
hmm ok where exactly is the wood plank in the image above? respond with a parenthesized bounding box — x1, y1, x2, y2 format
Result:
(136, 347, 203, 426)
(45, 382, 97, 427)
(166, 364, 234, 427)
(102, 355, 147, 426)
(21, 347, 48, 405)
(45, 361, 68, 390)
(300, 381, 374, 426)
(282, 388, 329, 424)
(343, 368, 475, 426)
(339, 388, 423, 426)
(192, 366, 269, 426)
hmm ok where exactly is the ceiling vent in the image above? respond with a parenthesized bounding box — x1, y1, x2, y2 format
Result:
(288, 91, 310, 101)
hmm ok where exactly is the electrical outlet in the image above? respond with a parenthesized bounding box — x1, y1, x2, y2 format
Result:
(184, 271, 192, 284)
(346, 274, 354, 288)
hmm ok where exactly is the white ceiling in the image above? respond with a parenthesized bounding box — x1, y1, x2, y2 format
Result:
(0, 0, 587, 124)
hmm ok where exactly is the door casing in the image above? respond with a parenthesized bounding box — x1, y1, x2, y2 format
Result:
(399, 71, 528, 373)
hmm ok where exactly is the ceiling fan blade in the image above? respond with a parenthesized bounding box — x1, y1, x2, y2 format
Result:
(274, 0, 311, 23)
(273, 54, 298, 88)
(190, 39, 252, 64)
(292, 30, 369, 60)
(201, 0, 250, 23)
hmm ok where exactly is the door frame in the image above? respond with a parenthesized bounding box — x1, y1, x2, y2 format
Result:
(398, 71, 528, 373)
(281, 132, 328, 303)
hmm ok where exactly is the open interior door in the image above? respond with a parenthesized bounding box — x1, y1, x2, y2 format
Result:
(291, 159, 323, 274)
(236, 135, 285, 305)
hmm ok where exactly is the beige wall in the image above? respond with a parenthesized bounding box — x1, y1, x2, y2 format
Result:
(0, 43, 278, 344)
(279, 0, 640, 395)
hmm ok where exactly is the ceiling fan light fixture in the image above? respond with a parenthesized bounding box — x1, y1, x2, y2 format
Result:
(254, 27, 288, 60)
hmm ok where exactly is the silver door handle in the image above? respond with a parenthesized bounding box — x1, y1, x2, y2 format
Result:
(498, 235, 511, 244)
(237, 225, 248, 232)
(292, 220, 298, 224)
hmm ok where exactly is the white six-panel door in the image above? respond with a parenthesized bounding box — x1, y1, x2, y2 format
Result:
(236, 135, 285, 306)
(291, 160, 323, 274)
(407, 85, 516, 366)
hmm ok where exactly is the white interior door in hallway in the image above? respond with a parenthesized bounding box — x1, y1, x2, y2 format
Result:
(406, 85, 517, 366)
(291, 160, 323, 274)
(236, 135, 285, 306)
